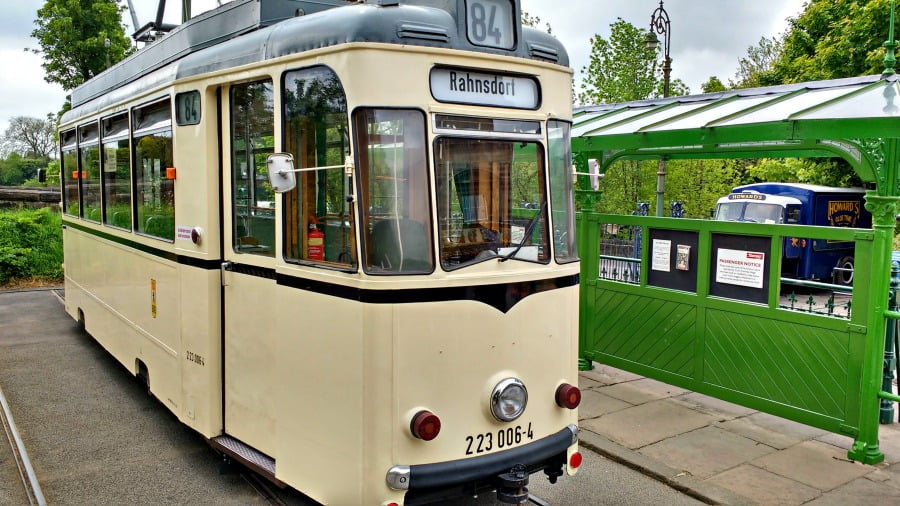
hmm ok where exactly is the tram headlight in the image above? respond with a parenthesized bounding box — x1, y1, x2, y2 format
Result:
(490, 378, 528, 422)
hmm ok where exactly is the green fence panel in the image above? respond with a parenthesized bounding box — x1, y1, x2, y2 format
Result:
(578, 212, 875, 444)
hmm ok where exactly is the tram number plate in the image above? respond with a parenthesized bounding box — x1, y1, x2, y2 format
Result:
(465, 423, 533, 455)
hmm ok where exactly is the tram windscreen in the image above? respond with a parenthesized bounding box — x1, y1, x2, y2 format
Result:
(435, 138, 549, 269)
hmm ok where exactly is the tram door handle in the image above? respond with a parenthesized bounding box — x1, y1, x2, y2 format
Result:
(221, 261, 233, 287)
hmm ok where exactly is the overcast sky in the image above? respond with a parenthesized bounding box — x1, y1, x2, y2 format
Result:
(0, 0, 807, 135)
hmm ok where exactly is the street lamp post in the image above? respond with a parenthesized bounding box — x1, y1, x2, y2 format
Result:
(646, 0, 671, 216)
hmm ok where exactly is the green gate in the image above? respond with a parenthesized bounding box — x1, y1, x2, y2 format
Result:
(573, 73, 900, 464)
(578, 213, 874, 444)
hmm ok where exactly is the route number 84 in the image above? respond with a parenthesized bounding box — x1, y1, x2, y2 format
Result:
(466, 0, 513, 49)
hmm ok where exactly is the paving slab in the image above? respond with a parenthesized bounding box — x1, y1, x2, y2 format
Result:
(741, 412, 829, 441)
(639, 426, 776, 478)
(577, 375, 603, 390)
(578, 389, 633, 421)
(802, 475, 900, 505)
(751, 440, 872, 491)
(716, 416, 808, 450)
(671, 392, 757, 420)
(705, 464, 821, 505)
(597, 378, 688, 405)
(581, 399, 718, 449)
(580, 364, 643, 386)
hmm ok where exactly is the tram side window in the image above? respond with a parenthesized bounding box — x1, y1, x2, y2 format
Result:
(230, 80, 275, 256)
(101, 113, 132, 230)
(60, 130, 78, 217)
(133, 100, 174, 241)
(78, 123, 101, 222)
(282, 66, 355, 268)
(548, 120, 577, 263)
(355, 109, 433, 274)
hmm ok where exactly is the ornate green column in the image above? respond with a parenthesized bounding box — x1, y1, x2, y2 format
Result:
(851, 138, 900, 464)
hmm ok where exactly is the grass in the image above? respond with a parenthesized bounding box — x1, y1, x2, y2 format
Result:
(0, 207, 63, 287)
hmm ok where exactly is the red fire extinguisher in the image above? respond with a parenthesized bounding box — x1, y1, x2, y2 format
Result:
(307, 224, 324, 261)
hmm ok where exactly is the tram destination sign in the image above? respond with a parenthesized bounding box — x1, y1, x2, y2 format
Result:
(430, 68, 539, 109)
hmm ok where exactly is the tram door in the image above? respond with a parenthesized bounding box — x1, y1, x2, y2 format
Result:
(220, 81, 279, 456)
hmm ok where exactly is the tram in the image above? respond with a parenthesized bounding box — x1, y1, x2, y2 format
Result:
(58, 0, 580, 503)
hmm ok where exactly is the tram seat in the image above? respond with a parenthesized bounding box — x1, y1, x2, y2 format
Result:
(370, 218, 430, 273)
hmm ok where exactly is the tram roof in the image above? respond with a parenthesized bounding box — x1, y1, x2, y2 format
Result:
(63, 0, 568, 123)
(572, 74, 900, 183)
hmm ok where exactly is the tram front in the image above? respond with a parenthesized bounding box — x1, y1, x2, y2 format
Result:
(371, 111, 582, 504)
(261, 1, 579, 503)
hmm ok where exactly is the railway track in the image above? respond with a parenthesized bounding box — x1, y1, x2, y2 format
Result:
(0, 381, 46, 506)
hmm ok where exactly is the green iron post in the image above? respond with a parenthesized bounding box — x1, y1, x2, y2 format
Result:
(848, 0, 900, 463)
(881, 262, 899, 424)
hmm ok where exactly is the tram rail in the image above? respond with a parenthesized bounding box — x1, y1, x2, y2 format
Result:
(0, 380, 46, 506)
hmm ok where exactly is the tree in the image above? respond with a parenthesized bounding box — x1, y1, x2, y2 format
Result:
(729, 36, 783, 89)
(2, 115, 57, 158)
(30, 0, 134, 91)
(521, 10, 552, 34)
(701, 76, 727, 93)
(578, 18, 689, 105)
(770, 0, 892, 84)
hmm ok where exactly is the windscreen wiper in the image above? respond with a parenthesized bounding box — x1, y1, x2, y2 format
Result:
(499, 200, 546, 262)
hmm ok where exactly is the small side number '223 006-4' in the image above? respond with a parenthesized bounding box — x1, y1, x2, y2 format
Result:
(465, 423, 533, 455)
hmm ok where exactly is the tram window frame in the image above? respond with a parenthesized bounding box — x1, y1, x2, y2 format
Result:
(434, 135, 550, 271)
(132, 98, 175, 242)
(78, 122, 102, 223)
(100, 113, 133, 231)
(229, 79, 275, 257)
(548, 119, 578, 264)
(353, 108, 434, 275)
(60, 129, 79, 217)
(281, 65, 356, 271)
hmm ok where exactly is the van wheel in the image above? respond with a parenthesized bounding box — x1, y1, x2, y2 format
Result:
(835, 256, 854, 286)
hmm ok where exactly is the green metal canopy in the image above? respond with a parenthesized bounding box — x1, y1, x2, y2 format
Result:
(573, 72, 900, 466)
(572, 74, 900, 184)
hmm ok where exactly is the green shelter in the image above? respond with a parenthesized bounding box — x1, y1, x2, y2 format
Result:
(573, 73, 900, 464)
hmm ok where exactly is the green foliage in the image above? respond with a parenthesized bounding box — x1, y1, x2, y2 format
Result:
(729, 36, 783, 88)
(0, 153, 51, 186)
(0, 208, 63, 285)
(771, 0, 893, 83)
(701, 76, 727, 93)
(596, 159, 742, 218)
(521, 10, 552, 34)
(577, 18, 691, 105)
(744, 158, 862, 187)
(577, 19, 660, 104)
(30, 0, 134, 91)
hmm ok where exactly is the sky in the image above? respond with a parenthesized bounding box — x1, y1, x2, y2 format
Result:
(0, 0, 807, 135)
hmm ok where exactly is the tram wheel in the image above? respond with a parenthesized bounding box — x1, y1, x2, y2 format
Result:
(136, 360, 154, 399)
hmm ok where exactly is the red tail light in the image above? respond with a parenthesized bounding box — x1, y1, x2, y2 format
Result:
(411, 410, 441, 441)
(555, 383, 581, 409)
(569, 452, 583, 469)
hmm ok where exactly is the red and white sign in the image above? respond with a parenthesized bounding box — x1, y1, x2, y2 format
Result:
(716, 248, 765, 289)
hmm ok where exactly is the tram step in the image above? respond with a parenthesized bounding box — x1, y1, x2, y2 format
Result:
(210, 435, 283, 486)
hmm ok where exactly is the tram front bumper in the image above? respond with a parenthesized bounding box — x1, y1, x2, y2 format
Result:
(386, 424, 577, 500)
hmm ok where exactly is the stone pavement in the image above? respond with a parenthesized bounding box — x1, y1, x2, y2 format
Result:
(577, 364, 900, 505)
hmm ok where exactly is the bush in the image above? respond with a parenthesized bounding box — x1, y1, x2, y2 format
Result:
(0, 207, 63, 285)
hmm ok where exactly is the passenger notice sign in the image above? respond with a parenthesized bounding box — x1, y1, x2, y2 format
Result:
(715, 248, 765, 289)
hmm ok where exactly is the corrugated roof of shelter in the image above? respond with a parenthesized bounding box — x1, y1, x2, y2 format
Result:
(572, 74, 900, 182)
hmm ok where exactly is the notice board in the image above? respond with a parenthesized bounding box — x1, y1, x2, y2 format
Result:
(647, 228, 699, 293)
(709, 234, 770, 304)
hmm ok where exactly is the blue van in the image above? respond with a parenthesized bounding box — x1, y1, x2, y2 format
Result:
(715, 183, 872, 285)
